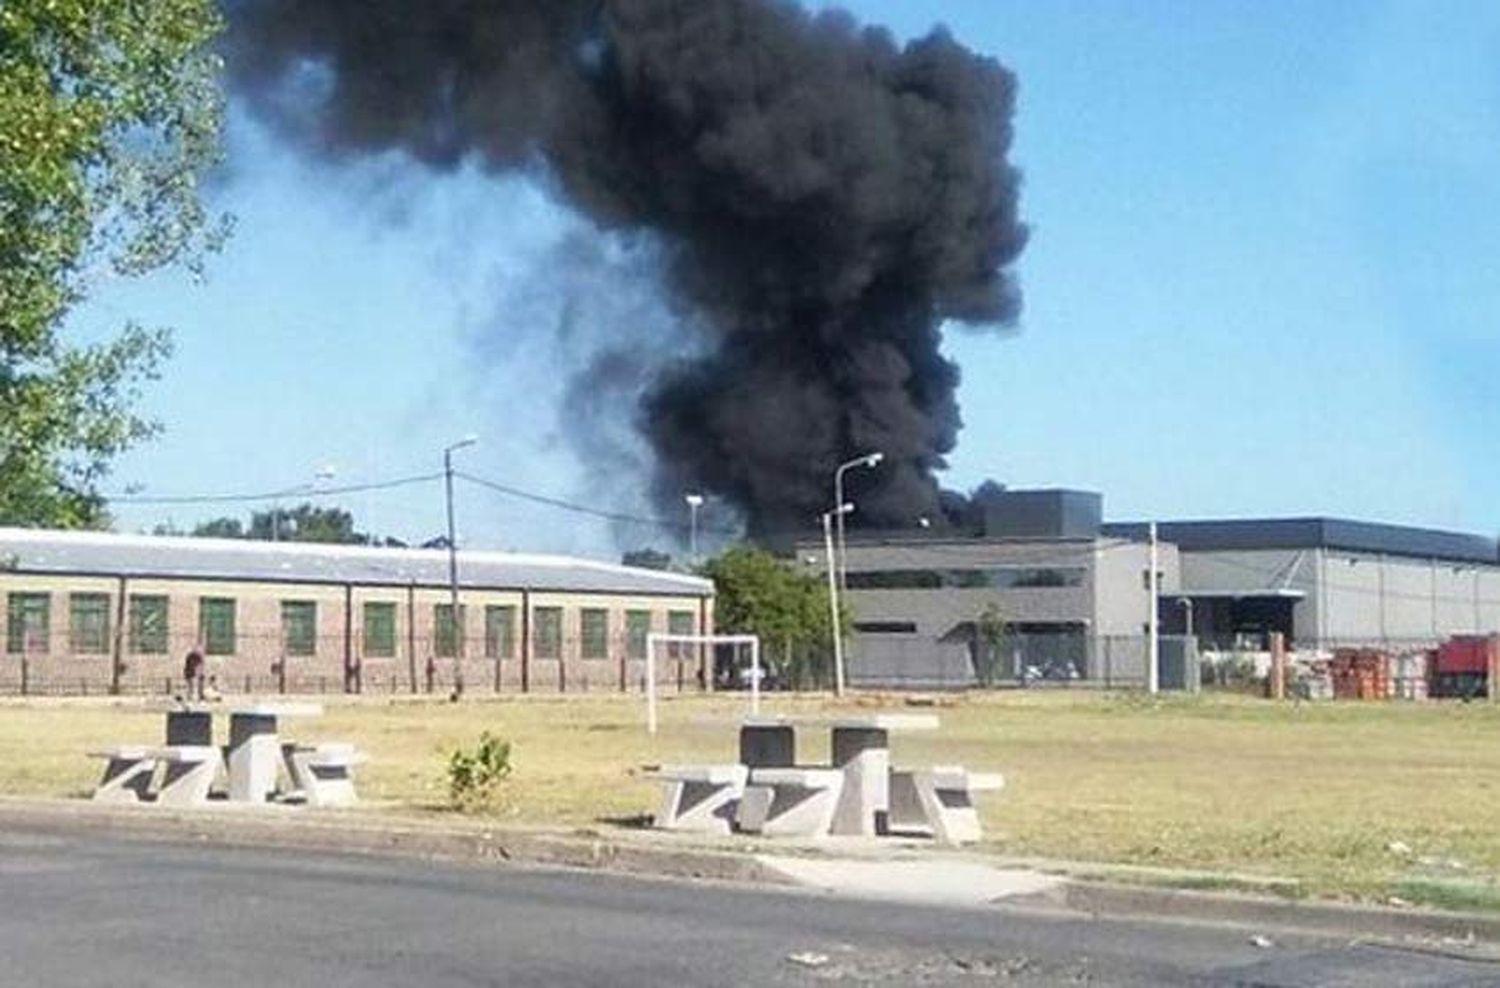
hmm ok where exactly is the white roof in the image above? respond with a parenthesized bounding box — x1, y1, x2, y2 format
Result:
(0, 528, 712, 598)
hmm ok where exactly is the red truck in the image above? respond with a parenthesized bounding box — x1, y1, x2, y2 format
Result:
(1432, 636, 1495, 698)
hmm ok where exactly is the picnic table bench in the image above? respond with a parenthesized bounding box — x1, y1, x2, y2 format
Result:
(90, 701, 363, 808)
(651, 711, 1003, 843)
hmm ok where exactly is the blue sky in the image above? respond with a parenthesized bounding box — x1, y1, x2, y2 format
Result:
(82, 1, 1500, 553)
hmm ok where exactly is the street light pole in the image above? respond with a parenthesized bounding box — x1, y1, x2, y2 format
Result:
(444, 435, 478, 700)
(685, 493, 704, 564)
(822, 502, 854, 697)
(833, 452, 883, 593)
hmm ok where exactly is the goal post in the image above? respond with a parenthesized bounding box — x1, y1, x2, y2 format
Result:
(645, 633, 761, 734)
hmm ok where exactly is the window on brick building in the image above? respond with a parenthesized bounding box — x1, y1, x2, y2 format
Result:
(626, 610, 651, 661)
(199, 598, 236, 655)
(69, 593, 111, 654)
(282, 601, 317, 657)
(7, 593, 50, 654)
(129, 596, 169, 654)
(434, 603, 466, 659)
(580, 608, 608, 659)
(485, 605, 515, 660)
(533, 607, 562, 660)
(363, 602, 396, 658)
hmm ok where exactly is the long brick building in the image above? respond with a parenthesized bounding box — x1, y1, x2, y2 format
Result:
(0, 528, 714, 696)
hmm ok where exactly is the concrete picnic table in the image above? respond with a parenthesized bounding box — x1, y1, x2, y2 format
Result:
(226, 703, 324, 802)
(738, 713, 940, 836)
(140, 701, 324, 802)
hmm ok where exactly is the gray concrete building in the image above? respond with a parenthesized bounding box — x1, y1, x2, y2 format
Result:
(803, 491, 1181, 688)
(813, 490, 1500, 688)
(1105, 518, 1500, 652)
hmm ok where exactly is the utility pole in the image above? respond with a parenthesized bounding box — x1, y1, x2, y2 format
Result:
(1148, 521, 1160, 694)
(444, 435, 478, 700)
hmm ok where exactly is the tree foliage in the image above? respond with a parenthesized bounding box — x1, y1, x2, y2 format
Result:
(700, 545, 847, 687)
(1, 0, 227, 526)
(187, 503, 396, 545)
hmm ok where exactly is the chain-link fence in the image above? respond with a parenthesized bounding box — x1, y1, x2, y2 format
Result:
(845, 634, 1199, 691)
(0, 628, 723, 697)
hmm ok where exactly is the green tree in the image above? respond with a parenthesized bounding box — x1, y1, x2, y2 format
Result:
(700, 546, 848, 688)
(1, 1, 227, 527)
(189, 516, 244, 539)
(973, 602, 1010, 687)
(189, 503, 391, 545)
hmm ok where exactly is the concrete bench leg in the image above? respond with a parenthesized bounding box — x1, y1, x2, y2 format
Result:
(831, 728, 889, 837)
(228, 732, 281, 803)
(92, 755, 156, 804)
(913, 768, 1003, 845)
(304, 763, 358, 807)
(157, 751, 221, 808)
(736, 772, 844, 837)
(655, 779, 743, 835)
(886, 770, 934, 837)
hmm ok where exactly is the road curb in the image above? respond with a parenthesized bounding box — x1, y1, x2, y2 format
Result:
(4, 798, 1499, 945)
(0, 800, 791, 889)
(1046, 880, 1500, 945)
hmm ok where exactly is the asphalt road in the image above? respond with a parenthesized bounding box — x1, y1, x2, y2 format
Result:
(2, 831, 1497, 987)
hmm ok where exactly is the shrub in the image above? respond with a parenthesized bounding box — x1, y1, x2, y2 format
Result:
(447, 731, 513, 811)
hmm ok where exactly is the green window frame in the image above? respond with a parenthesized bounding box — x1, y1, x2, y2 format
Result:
(69, 593, 112, 654)
(626, 610, 651, 661)
(363, 602, 396, 658)
(485, 605, 515, 660)
(281, 600, 317, 657)
(668, 610, 696, 636)
(7, 593, 50, 654)
(533, 607, 562, 660)
(668, 610, 696, 660)
(199, 597, 237, 656)
(580, 608, 608, 660)
(434, 603, 467, 659)
(128, 595, 169, 654)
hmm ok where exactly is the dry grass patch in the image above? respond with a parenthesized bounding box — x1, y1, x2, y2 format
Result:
(6, 690, 1500, 904)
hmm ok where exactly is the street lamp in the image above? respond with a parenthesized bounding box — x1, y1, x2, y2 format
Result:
(684, 493, 704, 564)
(444, 434, 478, 699)
(833, 451, 883, 592)
(822, 502, 854, 697)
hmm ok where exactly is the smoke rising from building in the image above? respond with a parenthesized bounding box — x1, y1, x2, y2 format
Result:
(227, 0, 1028, 539)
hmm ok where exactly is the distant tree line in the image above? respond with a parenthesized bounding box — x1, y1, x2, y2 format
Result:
(156, 502, 408, 546)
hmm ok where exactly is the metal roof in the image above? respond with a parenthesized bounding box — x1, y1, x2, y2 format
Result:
(1103, 518, 1499, 566)
(0, 528, 713, 597)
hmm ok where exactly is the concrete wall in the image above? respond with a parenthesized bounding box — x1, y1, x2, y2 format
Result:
(826, 537, 1166, 686)
(1318, 551, 1500, 648)
(0, 570, 711, 695)
(1180, 548, 1500, 647)
(1093, 540, 1180, 637)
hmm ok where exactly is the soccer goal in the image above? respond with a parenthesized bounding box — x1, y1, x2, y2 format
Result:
(644, 633, 761, 735)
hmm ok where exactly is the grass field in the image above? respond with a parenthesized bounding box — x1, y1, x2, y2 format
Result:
(6, 689, 1500, 907)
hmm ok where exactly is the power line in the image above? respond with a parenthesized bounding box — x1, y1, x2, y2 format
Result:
(455, 470, 719, 534)
(105, 473, 444, 506)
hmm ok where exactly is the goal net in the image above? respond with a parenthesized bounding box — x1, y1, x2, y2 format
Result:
(644, 633, 761, 735)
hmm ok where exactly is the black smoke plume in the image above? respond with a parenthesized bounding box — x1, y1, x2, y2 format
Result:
(227, 0, 1027, 540)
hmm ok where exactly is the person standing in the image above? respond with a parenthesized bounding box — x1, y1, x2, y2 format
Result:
(183, 645, 205, 701)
